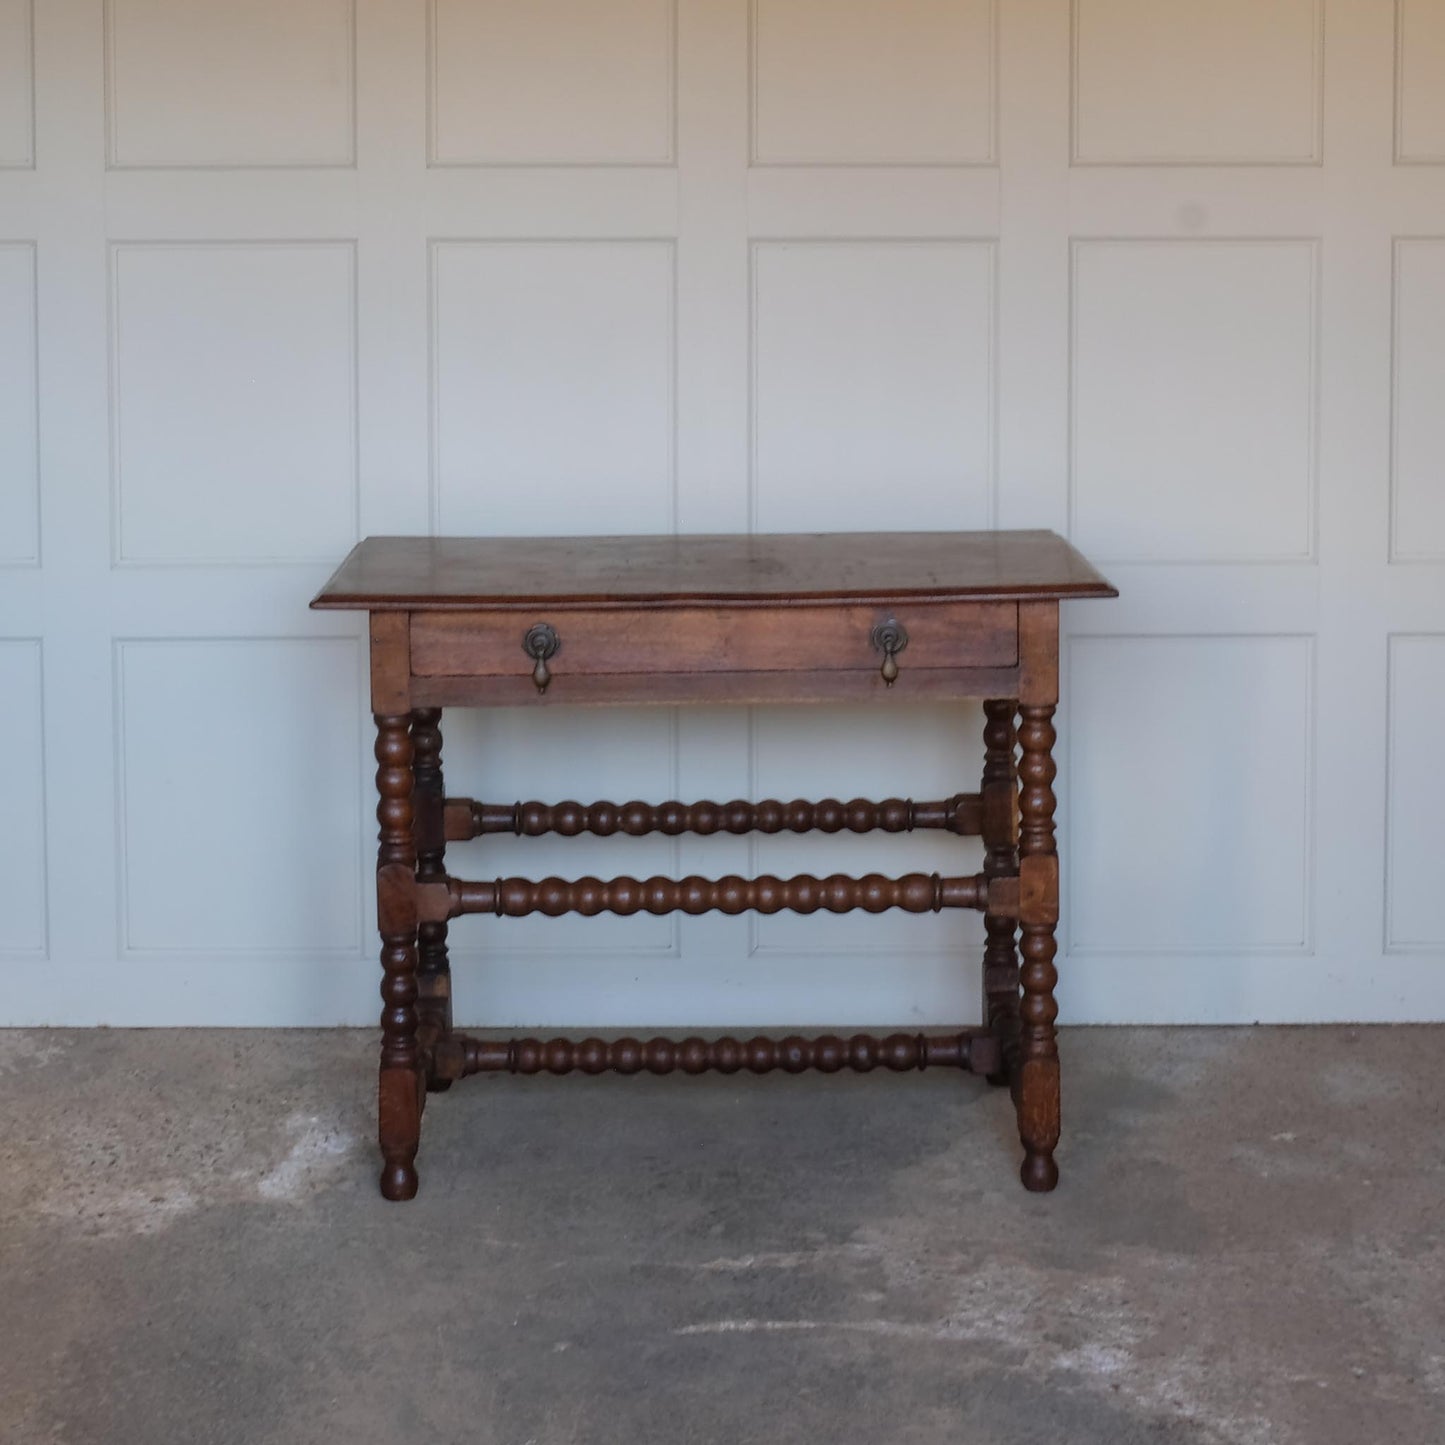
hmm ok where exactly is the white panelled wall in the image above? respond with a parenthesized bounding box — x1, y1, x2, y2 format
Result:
(1, 0, 1442, 1026)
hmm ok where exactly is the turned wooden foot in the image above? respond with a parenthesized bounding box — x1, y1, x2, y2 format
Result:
(380, 1167, 417, 1202)
(379, 1065, 421, 1200)
(1020, 1147, 1059, 1193)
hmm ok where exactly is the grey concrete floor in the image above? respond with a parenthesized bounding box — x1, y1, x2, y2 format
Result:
(0, 1026, 1441, 1445)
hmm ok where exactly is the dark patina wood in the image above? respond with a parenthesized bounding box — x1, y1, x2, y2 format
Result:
(408, 600, 1019, 680)
(432, 1030, 1001, 1081)
(416, 869, 1000, 921)
(981, 698, 1022, 1087)
(312, 529, 1116, 1200)
(410, 708, 453, 1092)
(447, 794, 984, 839)
(312, 530, 1117, 611)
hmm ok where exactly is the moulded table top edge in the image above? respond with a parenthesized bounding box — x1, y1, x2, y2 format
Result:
(311, 530, 1119, 610)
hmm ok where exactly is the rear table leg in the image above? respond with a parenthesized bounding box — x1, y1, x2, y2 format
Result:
(980, 699, 1020, 1087)
(411, 707, 454, 1091)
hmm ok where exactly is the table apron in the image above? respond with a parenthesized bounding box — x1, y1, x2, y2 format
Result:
(409, 601, 1018, 679)
(409, 665, 1023, 709)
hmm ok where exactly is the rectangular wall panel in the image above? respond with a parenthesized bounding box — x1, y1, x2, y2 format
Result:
(752, 0, 994, 165)
(106, 0, 355, 167)
(0, 640, 46, 954)
(430, 0, 675, 165)
(1071, 240, 1317, 563)
(1067, 636, 1314, 954)
(1072, 0, 1322, 164)
(0, 0, 32, 167)
(0, 243, 39, 563)
(111, 242, 359, 565)
(1392, 239, 1445, 559)
(431, 240, 676, 536)
(1397, 0, 1445, 163)
(752, 240, 994, 532)
(116, 639, 364, 955)
(1386, 636, 1445, 950)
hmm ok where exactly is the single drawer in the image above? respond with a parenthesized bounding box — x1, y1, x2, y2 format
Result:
(410, 602, 1017, 679)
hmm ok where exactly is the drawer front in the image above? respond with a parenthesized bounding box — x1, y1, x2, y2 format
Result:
(410, 603, 1017, 679)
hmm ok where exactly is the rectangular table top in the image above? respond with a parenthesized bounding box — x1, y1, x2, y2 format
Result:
(312, 530, 1116, 611)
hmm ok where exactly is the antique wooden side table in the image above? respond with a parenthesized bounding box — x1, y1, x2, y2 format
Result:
(311, 531, 1116, 1201)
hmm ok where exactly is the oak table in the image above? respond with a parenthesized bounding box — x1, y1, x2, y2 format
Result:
(311, 531, 1117, 1201)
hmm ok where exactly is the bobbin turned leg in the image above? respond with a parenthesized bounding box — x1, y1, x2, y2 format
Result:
(1013, 601, 1062, 1192)
(411, 707, 454, 1092)
(1016, 701, 1060, 1192)
(980, 699, 1020, 1087)
(375, 711, 422, 1201)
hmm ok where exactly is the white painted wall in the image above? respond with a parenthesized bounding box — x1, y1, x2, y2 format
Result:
(2, 0, 1443, 1026)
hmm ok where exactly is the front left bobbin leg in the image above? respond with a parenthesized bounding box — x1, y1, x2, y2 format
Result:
(980, 698, 1021, 1088)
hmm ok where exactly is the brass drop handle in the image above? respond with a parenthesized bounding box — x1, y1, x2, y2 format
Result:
(870, 618, 908, 686)
(522, 623, 560, 693)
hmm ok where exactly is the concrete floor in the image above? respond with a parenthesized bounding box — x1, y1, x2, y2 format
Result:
(0, 1027, 1441, 1445)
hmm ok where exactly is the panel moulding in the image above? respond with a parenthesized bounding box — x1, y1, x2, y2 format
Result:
(1395, 0, 1445, 165)
(1069, 0, 1324, 167)
(112, 635, 368, 959)
(747, 236, 999, 537)
(0, 636, 48, 957)
(0, 0, 35, 170)
(1389, 237, 1445, 562)
(426, 0, 678, 168)
(748, 0, 998, 168)
(427, 236, 678, 538)
(0, 240, 40, 566)
(103, 0, 358, 169)
(107, 239, 361, 567)
(1384, 633, 1445, 952)
(1066, 236, 1320, 566)
(1063, 631, 1317, 958)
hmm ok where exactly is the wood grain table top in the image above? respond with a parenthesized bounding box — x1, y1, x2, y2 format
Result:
(311, 530, 1118, 611)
